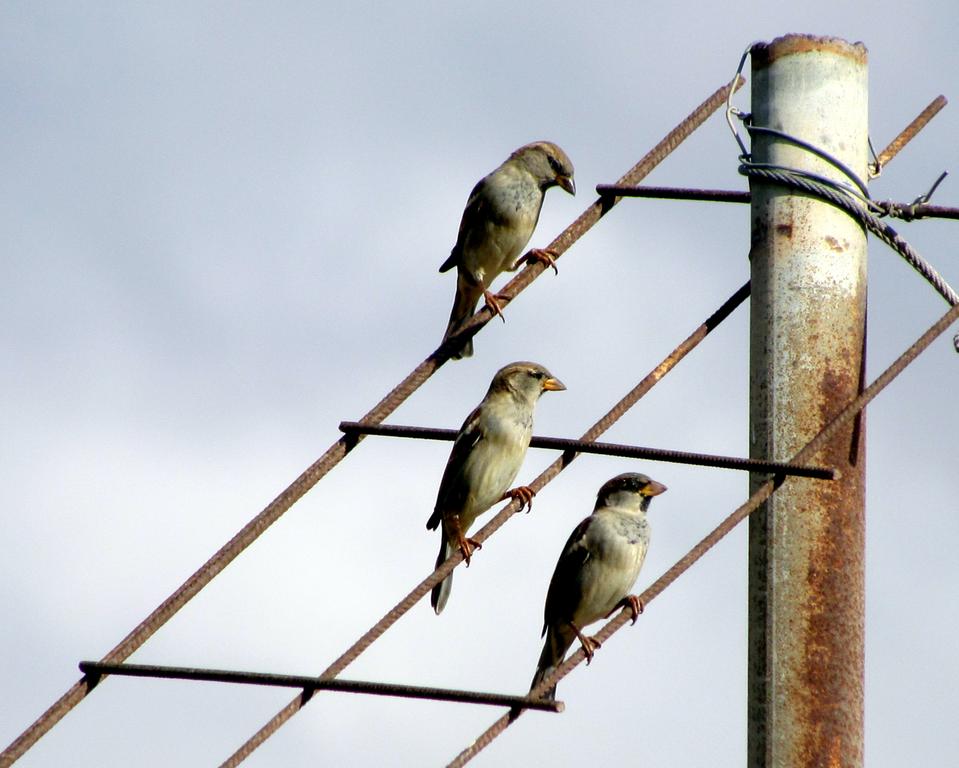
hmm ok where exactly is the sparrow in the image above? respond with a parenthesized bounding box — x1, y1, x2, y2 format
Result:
(530, 472, 667, 698)
(427, 361, 566, 614)
(439, 141, 575, 359)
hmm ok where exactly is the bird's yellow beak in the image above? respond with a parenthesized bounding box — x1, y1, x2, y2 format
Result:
(557, 175, 576, 196)
(542, 377, 566, 392)
(642, 480, 668, 497)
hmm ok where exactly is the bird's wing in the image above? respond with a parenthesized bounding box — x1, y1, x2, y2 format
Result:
(438, 178, 491, 273)
(425, 403, 485, 530)
(542, 515, 594, 635)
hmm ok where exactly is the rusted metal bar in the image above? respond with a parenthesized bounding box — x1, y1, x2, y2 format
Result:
(446, 284, 959, 768)
(338, 422, 837, 479)
(747, 35, 867, 768)
(880, 202, 959, 221)
(876, 94, 947, 167)
(77, 662, 563, 713)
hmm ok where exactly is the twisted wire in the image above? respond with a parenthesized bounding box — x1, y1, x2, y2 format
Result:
(448, 298, 959, 768)
(740, 164, 959, 308)
(1, 76, 744, 768)
(746, 125, 870, 196)
(736, 92, 957, 311)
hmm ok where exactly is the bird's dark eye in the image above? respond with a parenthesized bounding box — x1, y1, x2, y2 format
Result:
(547, 156, 562, 174)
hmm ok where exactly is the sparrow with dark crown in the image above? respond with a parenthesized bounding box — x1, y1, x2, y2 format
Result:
(530, 472, 667, 698)
(439, 141, 575, 359)
(427, 361, 566, 614)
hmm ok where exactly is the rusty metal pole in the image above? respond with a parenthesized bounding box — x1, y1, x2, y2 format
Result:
(747, 35, 867, 768)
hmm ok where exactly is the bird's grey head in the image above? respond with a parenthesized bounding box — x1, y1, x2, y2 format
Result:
(596, 472, 667, 512)
(489, 360, 566, 404)
(510, 141, 575, 196)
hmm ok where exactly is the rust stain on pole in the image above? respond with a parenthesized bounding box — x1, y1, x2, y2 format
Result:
(748, 34, 867, 768)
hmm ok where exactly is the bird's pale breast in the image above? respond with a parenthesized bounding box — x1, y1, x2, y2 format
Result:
(458, 406, 532, 529)
(462, 167, 542, 282)
(573, 510, 649, 626)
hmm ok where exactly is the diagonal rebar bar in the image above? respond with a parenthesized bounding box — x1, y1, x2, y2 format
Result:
(0, 77, 743, 768)
(447, 298, 959, 768)
(219, 280, 751, 766)
(876, 95, 947, 168)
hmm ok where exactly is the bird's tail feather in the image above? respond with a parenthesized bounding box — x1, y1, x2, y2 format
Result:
(442, 282, 481, 359)
(431, 538, 454, 614)
(529, 626, 573, 700)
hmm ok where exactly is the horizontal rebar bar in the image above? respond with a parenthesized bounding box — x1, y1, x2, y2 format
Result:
(77, 662, 562, 713)
(894, 204, 959, 221)
(214, 79, 746, 768)
(447, 297, 959, 768)
(596, 185, 750, 203)
(594, 185, 959, 221)
(338, 422, 836, 479)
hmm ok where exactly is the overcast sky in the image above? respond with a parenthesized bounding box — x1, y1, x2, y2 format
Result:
(2, 3, 957, 766)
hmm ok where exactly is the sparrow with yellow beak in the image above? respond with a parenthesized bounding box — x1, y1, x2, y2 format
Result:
(427, 361, 566, 613)
(439, 141, 575, 358)
(530, 472, 667, 698)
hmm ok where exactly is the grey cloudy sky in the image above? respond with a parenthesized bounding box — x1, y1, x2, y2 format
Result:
(2, 3, 957, 766)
